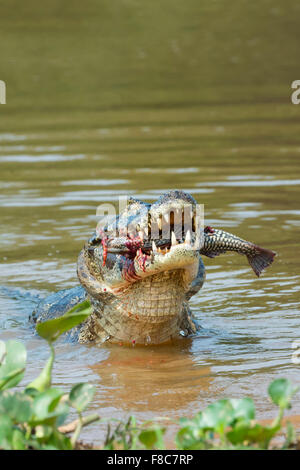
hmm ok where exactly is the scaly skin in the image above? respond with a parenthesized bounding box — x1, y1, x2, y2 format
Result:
(33, 190, 276, 345)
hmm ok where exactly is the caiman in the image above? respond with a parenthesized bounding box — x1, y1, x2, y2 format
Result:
(32, 190, 276, 345)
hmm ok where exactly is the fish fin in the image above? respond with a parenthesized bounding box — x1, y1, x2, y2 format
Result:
(247, 246, 276, 277)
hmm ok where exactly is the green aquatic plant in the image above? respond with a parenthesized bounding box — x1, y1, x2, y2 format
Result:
(103, 416, 167, 450)
(100, 380, 299, 451)
(0, 300, 299, 450)
(175, 380, 299, 450)
(0, 301, 97, 450)
(101, 379, 298, 451)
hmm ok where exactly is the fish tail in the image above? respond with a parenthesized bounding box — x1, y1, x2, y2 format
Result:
(247, 246, 276, 277)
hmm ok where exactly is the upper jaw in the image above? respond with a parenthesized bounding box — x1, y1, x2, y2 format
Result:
(88, 197, 202, 260)
(85, 230, 200, 294)
(89, 190, 202, 254)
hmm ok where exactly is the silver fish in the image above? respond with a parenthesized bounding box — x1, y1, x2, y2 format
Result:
(200, 227, 276, 277)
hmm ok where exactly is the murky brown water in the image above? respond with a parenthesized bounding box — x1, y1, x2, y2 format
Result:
(0, 0, 300, 445)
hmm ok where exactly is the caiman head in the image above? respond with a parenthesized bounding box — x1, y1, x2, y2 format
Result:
(77, 190, 276, 345)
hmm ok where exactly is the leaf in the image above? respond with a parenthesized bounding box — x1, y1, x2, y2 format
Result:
(0, 391, 32, 423)
(30, 388, 69, 425)
(226, 421, 280, 447)
(31, 428, 73, 450)
(69, 383, 95, 413)
(0, 340, 26, 390)
(65, 300, 91, 315)
(200, 399, 234, 434)
(138, 430, 158, 449)
(0, 367, 26, 392)
(230, 398, 255, 422)
(11, 428, 27, 450)
(176, 425, 206, 450)
(46, 429, 73, 450)
(0, 414, 13, 450)
(268, 379, 299, 409)
(139, 427, 165, 450)
(36, 304, 92, 343)
(33, 388, 64, 416)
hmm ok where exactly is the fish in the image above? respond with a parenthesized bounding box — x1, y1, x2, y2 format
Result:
(200, 226, 276, 277)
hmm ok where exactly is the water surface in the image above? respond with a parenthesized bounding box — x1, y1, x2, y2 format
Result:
(0, 0, 300, 445)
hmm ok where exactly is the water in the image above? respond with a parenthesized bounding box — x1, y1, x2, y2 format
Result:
(0, 0, 300, 446)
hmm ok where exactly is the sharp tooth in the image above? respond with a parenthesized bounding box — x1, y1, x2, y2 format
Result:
(171, 231, 177, 246)
(185, 230, 191, 245)
(152, 241, 157, 252)
(163, 213, 169, 223)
